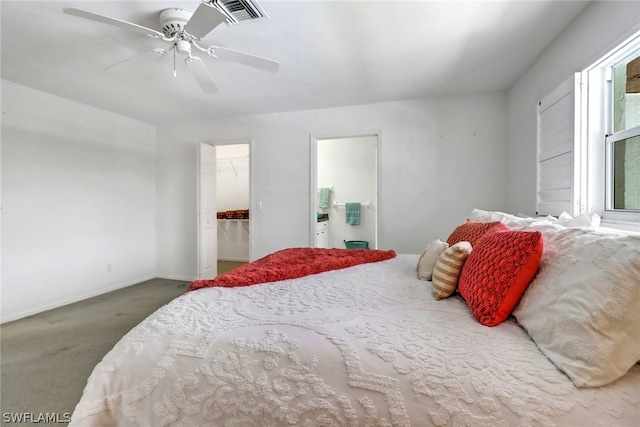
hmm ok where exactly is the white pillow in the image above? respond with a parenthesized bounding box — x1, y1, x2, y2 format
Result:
(468, 208, 601, 230)
(416, 239, 449, 281)
(513, 222, 640, 387)
(468, 208, 503, 222)
(468, 208, 554, 231)
(555, 211, 601, 228)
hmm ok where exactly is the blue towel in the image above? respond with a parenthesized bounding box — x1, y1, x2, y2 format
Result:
(318, 187, 330, 209)
(345, 202, 361, 225)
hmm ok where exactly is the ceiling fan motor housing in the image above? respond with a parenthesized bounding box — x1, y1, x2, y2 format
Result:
(159, 8, 193, 37)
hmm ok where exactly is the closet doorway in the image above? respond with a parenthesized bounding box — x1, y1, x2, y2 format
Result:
(310, 134, 379, 249)
(198, 140, 252, 279)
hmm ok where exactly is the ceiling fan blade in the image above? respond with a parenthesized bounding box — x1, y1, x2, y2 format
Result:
(104, 48, 167, 71)
(63, 7, 166, 39)
(210, 47, 280, 73)
(184, 3, 227, 40)
(186, 57, 219, 94)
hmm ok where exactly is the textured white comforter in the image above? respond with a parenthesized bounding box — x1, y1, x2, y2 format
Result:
(71, 255, 640, 426)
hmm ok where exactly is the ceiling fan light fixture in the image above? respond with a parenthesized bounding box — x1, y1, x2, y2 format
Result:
(176, 39, 192, 55)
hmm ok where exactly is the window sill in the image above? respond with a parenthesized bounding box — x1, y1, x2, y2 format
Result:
(600, 215, 640, 233)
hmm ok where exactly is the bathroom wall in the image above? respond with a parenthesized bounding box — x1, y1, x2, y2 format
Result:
(317, 136, 377, 249)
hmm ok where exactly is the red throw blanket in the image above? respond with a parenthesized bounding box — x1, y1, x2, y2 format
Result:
(188, 247, 397, 291)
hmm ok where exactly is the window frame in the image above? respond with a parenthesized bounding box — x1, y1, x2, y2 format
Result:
(604, 128, 640, 215)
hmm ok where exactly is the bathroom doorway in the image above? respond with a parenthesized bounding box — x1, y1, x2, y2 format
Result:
(310, 134, 379, 249)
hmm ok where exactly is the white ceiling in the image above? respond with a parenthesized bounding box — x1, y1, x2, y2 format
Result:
(1, 1, 589, 125)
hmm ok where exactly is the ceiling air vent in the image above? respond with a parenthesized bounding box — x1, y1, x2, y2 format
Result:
(212, 0, 268, 24)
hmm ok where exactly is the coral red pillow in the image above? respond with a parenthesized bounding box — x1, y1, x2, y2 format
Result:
(447, 220, 511, 246)
(458, 230, 543, 327)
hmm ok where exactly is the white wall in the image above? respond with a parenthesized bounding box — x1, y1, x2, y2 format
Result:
(216, 144, 250, 212)
(156, 92, 507, 279)
(505, 1, 640, 216)
(318, 136, 377, 249)
(1, 80, 157, 323)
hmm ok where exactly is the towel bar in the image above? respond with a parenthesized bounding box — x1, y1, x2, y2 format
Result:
(333, 201, 371, 207)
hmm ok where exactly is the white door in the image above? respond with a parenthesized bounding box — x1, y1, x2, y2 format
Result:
(198, 143, 217, 278)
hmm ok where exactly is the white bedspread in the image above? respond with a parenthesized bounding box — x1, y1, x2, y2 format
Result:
(71, 255, 640, 426)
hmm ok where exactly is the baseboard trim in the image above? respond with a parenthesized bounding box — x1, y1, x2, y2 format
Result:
(156, 275, 197, 282)
(218, 257, 250, 262)
(1, 275, 156, 324)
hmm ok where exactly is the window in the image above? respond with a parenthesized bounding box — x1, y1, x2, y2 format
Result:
(538, 31, 640, 225)
(582, 30, 640, 224)
(606, 50, 640, 211)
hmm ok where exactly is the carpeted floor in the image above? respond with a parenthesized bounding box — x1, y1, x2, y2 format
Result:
(1, 278, 189, 425)
(0, 261, 245, 425)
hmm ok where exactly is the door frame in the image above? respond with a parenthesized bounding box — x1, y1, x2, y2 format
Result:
(197, 138, 253, 278)
(309, 131, 381, 248)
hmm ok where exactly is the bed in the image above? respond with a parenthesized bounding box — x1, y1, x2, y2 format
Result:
(70, 209, 640, 426)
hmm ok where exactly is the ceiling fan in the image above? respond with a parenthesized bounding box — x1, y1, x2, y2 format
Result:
(63, 1, 280, 94)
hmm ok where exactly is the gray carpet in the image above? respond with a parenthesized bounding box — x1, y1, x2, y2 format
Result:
(1, 261, 246, 425)
(1, 278, 189, 425)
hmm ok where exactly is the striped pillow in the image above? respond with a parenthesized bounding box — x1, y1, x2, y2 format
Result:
(432, 241, 473, 300)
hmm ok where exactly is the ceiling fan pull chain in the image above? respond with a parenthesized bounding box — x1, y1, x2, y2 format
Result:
(173, 44, 177, 78)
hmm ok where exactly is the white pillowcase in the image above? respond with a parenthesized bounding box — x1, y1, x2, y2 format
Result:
(416, 239, 449, 281)
(513, 222, 640, 387)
